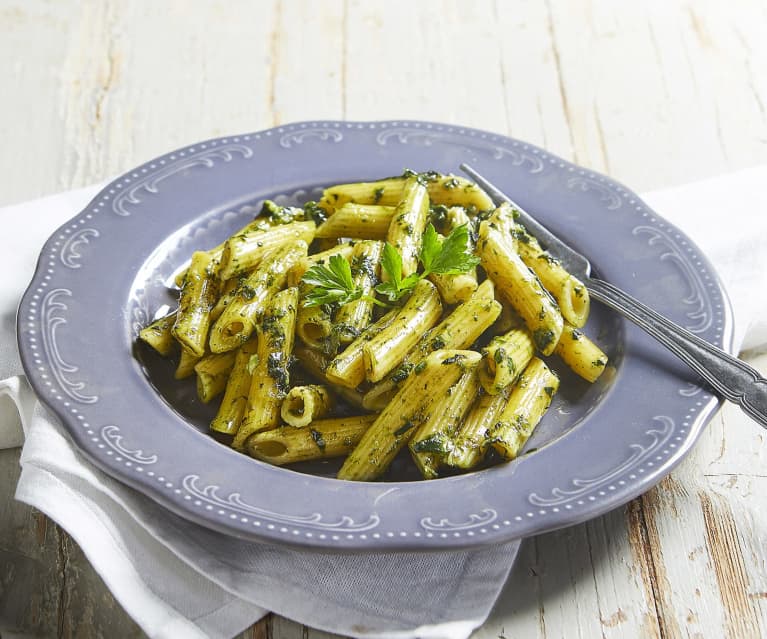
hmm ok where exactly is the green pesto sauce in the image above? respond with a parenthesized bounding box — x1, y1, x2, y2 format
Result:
(533, 328, 556, 352)
(310, 428, 326, 452)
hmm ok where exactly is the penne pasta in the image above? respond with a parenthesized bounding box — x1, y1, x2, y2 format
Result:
(385, 176, 430, 278)
(319, 173, 493, 213)
(174, 348, 201, 380)
(362, 279, 442, 383)
(488, 357, 559, 460)
(426, 174, 495, 210)
(482, 201, 519, 238)
(209, 339, 259, 437)
(194, 351, 237, 403)
(326, 309, 398, 389)
(362, 279, 500, 410)
(138, 311, 177, 356)
(294, 344, 367, 409)
(218, 221, 316, 281)
(233, 287, 299, 450)
(296, 293, 335, 352)
(445, 388, 510, 469)
(409, 367, 481, 479)
(335, 240, 383, 344)
(280, 384, 334, 428)
(338, 349, 482, 481)
(246, 414, 378, 465)
(514, 224, 590, 328)
(172, 251, 218, 358)
(477, 220, 563, 355)
(479, 328, 535, 394)
(428, 207, 478, 304)
(554, 322, 608, 382)
(315, 203, 394, 240)
(209, 242, 307, 353)
(173, 216, 270, 287)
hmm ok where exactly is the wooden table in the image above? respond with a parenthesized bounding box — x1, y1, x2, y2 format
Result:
(1, 2, 766, 637)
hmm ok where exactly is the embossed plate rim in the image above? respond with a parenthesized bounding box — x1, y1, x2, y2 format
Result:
(16, 120, 733, 551)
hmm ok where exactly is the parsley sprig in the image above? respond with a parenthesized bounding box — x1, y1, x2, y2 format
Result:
(301, 223, 479, 307)
(302, 255, 366, 307)
(375, 223, 480, 302)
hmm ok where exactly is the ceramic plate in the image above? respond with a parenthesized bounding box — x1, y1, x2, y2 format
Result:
(17, 121, 732, 551)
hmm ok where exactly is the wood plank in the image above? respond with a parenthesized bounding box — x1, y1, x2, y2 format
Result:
(271, 0, 345, 124)
(55, 0, 278, 192)
(546, 0, 767, 191)
(345, 0, 507, 132)
(0, 1, 74, 204)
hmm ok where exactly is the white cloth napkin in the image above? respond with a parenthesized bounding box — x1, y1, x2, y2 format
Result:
(2, 166, 767, 638)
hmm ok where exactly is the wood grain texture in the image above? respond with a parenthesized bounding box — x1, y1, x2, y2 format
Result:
(1, 1, 766, 638)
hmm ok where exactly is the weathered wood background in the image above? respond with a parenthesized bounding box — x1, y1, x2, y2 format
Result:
(1, 1, 766, 637)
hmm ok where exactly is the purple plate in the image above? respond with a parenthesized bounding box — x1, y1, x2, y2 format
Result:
(17, 121, 732, 551)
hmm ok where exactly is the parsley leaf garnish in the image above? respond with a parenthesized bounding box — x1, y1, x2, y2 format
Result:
(375, 223, 480, 302)
(301, 222, 480, 307)
(428, 223, 481, 274)
(301, 255, 363, 308)
(302, 254, 387, 309)
(374, 243, 421, 302)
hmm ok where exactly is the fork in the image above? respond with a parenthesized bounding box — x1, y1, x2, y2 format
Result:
(460, 163, 767, 429)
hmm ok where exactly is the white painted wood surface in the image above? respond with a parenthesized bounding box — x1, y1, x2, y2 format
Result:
(1, 1, 766, 637)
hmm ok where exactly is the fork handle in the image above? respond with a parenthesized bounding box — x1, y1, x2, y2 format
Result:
(587, 278, 767, 429)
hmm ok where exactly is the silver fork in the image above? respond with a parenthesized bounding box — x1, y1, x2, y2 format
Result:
(460, 163, 767, 429)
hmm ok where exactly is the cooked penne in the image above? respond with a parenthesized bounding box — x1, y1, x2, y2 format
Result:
(338, 349, 482, 481)
(514, 224, 590, 328)
(326, 309, 398, 389)
(429, 270, 477, 306)
(426, 174, 494, 210)
(385, 176, 430, 278)
(318, 178, 403, 213)
(138, 311, 177, 356)
(554, 323, 608, 382)
(210, 339, 259, 436)
(194, 351, 237, 403)
(217, 221, 316, 281)
(335, 240, 383, 344)
(294, 344, 367, 409)
(362, 279, 500, 410)
(362, 279, 442, 383)
(209, 276, 241, 322)
(315, 204, 394, 240)
(172, 251, 218, 358)
(488, 300, 525, 336)
(296, 294, 334, 352)
(409, 368, 480, 479)
(246, 414, 378, 465)
(445, 388, 510, 469)
(319, 173, 493, 212)
(479, 328, 535, 394)
(288, 242, 355, 287)
(483, 201, 519, 238)
(233, 287, 299, 450)
(174, 348, 201, 380)
(139, 170, 606, 482)
(280, 384, 334, 428)
(489, 357, 559, 460)
(209, 242, 307, 353)
(477, 220, 563, 355)
(428, 207, 478, 304)
(173, 216, 269, 287)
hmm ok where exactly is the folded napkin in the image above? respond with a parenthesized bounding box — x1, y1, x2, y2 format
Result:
(2, 166, 767, 638)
